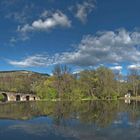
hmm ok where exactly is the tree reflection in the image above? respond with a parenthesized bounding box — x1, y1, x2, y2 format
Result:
(0, 100, 140, 128)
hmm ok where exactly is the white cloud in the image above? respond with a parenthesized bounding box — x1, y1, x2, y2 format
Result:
(18, 11, 71, 33)
(8, 29, 140, 68)
(18, 24, 33, 33)
(127, 64, 140, 70)
(8, 55, 50, 67)
(8, 54, 61, 68)
(110, 66, 122, 74)
(40, 10, 49, 18)
(57, 29, 140, 67)
(72, 68, 84, 74)
(110, 66, 122, 71)
(75, 0, 96, 23)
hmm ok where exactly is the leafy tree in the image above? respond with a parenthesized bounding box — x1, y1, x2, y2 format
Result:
(95, 67, 118, 99)
(35, 77, 57, 99)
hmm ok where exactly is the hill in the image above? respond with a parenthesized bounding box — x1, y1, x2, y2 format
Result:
(0, 70, 49, 76)
(0, 70, 49, 94)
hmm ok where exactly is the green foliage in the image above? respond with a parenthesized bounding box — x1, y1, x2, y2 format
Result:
(0, 71, 47, 94)
(0, 94, 4, 101)
(1, 66, 140, 100)
(35, 77, 57, 99)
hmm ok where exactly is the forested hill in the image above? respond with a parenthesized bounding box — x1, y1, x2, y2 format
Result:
(0, 70, 49, 93)
(0, 70, 49, 76)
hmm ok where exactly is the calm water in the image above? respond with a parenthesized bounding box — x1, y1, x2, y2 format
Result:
(0, 100, 140, 140)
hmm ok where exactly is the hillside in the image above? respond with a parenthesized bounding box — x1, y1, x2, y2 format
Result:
(0, 70, 49, 76)
(0, 70, 49, 94)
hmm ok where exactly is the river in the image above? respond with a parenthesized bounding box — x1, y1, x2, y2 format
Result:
(0, 100, 139, 140)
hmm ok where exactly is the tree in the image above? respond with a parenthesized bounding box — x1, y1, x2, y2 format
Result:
(52, 64, 75, 99)
(96, 67, 117, 99)
(35, 77, 57, 99)
(78, 70, 98, 98)
(127, 69, 140, 96)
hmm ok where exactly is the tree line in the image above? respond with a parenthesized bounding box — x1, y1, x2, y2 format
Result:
(0, 66, 140, 100)
(34, 65, 140, 100)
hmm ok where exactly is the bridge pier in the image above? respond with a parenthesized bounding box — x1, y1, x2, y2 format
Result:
(0, 92, 40, 102)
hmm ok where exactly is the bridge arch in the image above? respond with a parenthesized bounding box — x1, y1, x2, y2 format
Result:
(0, 91, 40, 102)
(2, 93, 8, 101)
(26, 96, 30, 101)
(16, 95, 20, 101)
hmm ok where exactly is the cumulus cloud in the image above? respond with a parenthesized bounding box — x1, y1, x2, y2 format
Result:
(18, 11, 71, 33)
(8, 29, 140, 68)
(75, 0, 96, 23)
(59, 29, 140, 66)
(127, 64, 140, 70)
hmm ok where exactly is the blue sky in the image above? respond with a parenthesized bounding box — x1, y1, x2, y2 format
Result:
(0, 0, 140, 74)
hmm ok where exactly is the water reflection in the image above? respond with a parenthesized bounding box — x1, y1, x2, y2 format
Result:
(0, 100, 140, 140)
(125, 99, 131, 104)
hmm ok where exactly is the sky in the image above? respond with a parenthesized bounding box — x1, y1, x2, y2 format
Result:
(0, 0, 140, 74)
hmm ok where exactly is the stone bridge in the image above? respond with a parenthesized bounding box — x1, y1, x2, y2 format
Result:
(0, 91, 40, 102)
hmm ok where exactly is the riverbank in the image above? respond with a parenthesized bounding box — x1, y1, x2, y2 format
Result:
(121, 96, 140, 101)
(2, 95, 140, 103)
